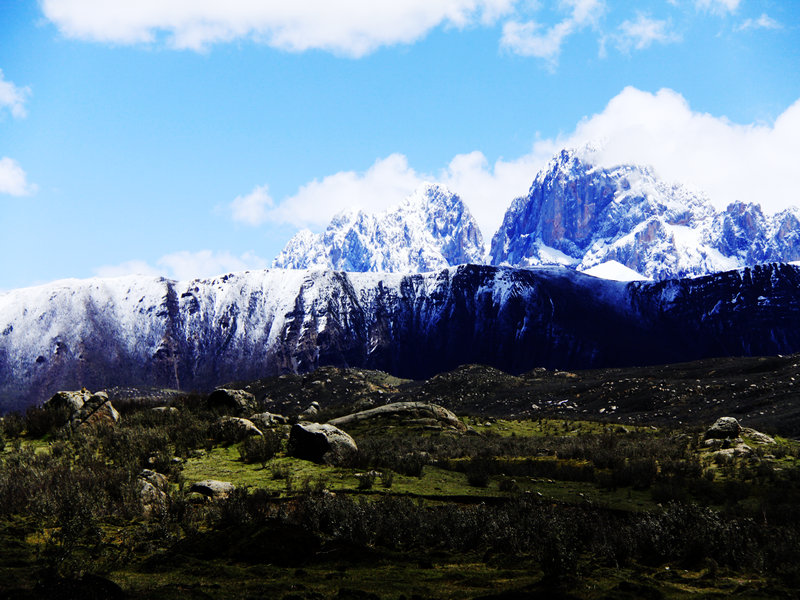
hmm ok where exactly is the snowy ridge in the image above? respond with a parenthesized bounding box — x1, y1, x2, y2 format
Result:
(273, 183, 484, 273)
(4, 263, 800, 412)
(488, 148, 800, 280)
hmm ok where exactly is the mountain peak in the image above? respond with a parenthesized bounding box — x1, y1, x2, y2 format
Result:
(273, 183, 484, 272)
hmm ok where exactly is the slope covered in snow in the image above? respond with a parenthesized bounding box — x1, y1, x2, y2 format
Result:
(490, 148, 800, 280)
(273, 183, 484, 272)
(4, 263, 800, 411)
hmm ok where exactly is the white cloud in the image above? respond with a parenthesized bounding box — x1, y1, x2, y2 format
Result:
(95, 250, 269, 281)
(248, 87, 800, 250)
(230, 184, 273, 226)
(554, 87, 800, 214)
(501, 0, 605, 64)
(695, 0, 740, 15)
(0, 157, 36, 196)
(736, 13, 782, 32)
(256, 154, 424, 229)
(613, 14, 681, 52)
(40, 0, 515, 56)
(0, 70, 30, 119)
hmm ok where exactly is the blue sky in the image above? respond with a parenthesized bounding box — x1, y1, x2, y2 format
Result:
(0, 0, 798, 290)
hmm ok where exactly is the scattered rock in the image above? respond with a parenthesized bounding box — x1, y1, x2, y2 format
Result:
(250, 411, 289, 429)
(189, 479, 235, 499)
(288, 422, 358, 465)
(151, 406, 179, 414)
(207, 388, 259, 416)
(741, 427, 776, 444)
(705, 417, 741, 440)
(69, 391, 121, 429)
(299, 401, 321, 419)
(328, 401, 467, 432)
(138, 469, 169, 519)
(209, 416, 263, 443)
(713, 442, 753, 459)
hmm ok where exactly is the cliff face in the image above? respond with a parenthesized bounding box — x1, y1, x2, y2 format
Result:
(489, 149, 800, 280)
(3, 263, 800, 412)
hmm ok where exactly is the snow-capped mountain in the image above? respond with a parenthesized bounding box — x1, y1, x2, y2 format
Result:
(3, 263, 800, 412)
(490, 148, 800, 280)
(273, 183, 484, 272)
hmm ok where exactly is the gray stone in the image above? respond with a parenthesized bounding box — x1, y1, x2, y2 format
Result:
(299, 401, 320, 419)
(151, 406, 179, 414)
(741, 427, 776, 445)
(705, 417, 741, 440)
(288, 422, 357, 465)
(189, 479, 235, 499)
(250, 411, 289, 429)
(207, 388, 259, 416)
(328, 401, 467, 432)
(70, 392, 121, 429)
(138, 469, 169, 519)
(209, 416, 263, 443)
(44, 389, 92, 413)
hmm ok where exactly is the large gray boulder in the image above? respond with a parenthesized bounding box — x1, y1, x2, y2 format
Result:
(288, 422, 357, 465)
(138, 469, 169, 519)
(209, 416, 263, 443)
(206, 388, 259, 416)
(43, 390, 120, 430)
(250, 411, 289, 429)
(705, 417, 741, 440)
(328, 401, 467, 433)
(189, 479, 235, 499)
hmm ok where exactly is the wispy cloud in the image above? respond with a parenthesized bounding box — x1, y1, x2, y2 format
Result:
(735, 13, 782, 32)
(0, 69, 31, 119)
(0, 157, 36, 196)
(695, 0, 741, 15)
(95, 250, 269, 281)
(230, 185, 273, 226)
(611, 14, 681, 53)
(40, 0, 516, 56)
(501, 0, 605, 66)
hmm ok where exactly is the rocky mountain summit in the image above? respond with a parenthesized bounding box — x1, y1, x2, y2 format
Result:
(489, 148, 800, 279)
(273, 183, 484, 272)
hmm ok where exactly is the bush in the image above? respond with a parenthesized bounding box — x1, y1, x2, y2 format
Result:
(239, 431, 282, 468)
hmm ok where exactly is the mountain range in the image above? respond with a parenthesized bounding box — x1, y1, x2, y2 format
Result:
(3, 262, 800, 412)
(275, 148, 800, 280)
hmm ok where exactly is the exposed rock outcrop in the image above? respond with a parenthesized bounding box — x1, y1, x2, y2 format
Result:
(209, 416, 263, 443)
(288, 422, 357, 465)
(207, 388, 259, 416)
(705, 417, 741, 440)
(328, 401, 466, 432)
(189, 479, 235, 499)
(138, 469, 169, 519)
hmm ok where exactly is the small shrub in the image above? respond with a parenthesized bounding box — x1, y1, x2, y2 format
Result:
(380, 471, 394, 489)
(466, 461, 491, 488)
(239, 431, 282, 468)
(271, 463, 290, 480)
(357, 472, 376, 490)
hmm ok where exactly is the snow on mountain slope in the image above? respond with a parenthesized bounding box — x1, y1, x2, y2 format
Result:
(273, 183, 484, 272)
(581, 260, 651, 282)
(490, 148, 800, 280)
(4, 263, 800, 412)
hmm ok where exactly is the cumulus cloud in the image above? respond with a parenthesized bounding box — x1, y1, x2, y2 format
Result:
(230, 185, 273, 226)
(555, 87, 800, 214)
(612, 14, 681, 52)
(0, 70, 30, 119)
(501, 0, 605, 64)
(0, 157, 36, 196)
(736, 13, 782, 32)
(95, 250, 269, 281)
(247, 87, 800, 249)
(40, 0, 515, 55)
(255, 154, 424, 229)
(695, 0, 740, 15)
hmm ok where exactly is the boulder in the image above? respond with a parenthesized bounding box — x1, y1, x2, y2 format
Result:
(328, 401, 467, 433)
(288, 422, 357, 465)
(713, 442, 753, 460)
(138, 469, 169, 519)
(299, 401, 321, 420)
(69, 392, 120, 429)
(705, 417, 741, 440)
(209, 416, 263, 443)
(741, 427, 776, 445)
(44, 389, 92, 413)
(207, 388, 259, 416)
(250, 411, 289, 429)
(151, 406, 179, 414)
(189, 479, 235, 499)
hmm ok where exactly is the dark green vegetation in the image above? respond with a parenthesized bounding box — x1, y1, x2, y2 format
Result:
(1, 357, 800, 599)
